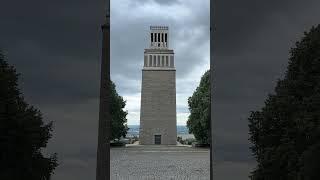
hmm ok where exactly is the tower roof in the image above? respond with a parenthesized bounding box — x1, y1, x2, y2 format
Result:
(150, 26, 169, 30)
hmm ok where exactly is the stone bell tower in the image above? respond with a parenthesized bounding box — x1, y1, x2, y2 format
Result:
(139, 26, 177, 145)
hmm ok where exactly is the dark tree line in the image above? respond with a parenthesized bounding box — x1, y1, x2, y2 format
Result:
(0, 52, 58, 179)
(110, 80, 128, 141)
(0, 50, 128, 178)
(187, 70, 210, 144)
(248, 25, 320, 180)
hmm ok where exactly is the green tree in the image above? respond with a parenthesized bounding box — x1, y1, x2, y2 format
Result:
(187, 70, 210, 144)
(0, 51, 58, 179)
(110, 80, 128, 140)
(248, 25, 320, 180)
(299, 142, 320, 180)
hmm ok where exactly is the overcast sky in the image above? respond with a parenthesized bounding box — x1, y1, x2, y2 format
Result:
(1, 0, 320, 179)
(110, 0, 210, 126)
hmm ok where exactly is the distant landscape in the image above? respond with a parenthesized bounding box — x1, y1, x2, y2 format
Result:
(127, 125, 194, 140)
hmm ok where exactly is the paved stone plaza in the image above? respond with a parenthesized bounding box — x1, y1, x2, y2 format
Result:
(111, 145, 210, 180)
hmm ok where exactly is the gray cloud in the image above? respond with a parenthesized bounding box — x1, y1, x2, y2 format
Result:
(153, 0, 179, 6)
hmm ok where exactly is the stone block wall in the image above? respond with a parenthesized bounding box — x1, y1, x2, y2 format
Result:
(139, 69, 177, 145)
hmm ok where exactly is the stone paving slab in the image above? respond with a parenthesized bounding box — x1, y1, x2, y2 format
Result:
(111, 145, 210, 180)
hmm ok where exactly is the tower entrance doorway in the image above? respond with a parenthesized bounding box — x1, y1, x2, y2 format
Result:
(154, 135, 161, 144)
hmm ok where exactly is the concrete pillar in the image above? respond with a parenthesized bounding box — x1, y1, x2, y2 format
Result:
(96, 0, 110, 179)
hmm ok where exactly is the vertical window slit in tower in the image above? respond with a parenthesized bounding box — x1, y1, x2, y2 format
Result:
(158, 33, 160, 42)
(144, 55, 147, 67)
(165, 33, 168, 47)
(157, 55, 160, 66)
(154, 33, 157, 42)
(151, 33, 153, 42)
(162, 33, 164, 42)
(149, 55, 152, 67)
(153, 55, 156, 67)
(161, 56, 164, 67)
(166, 56, 169, 66)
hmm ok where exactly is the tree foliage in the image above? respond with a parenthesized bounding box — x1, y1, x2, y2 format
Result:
(0, 51, 58, 179)
(187, 70, 210, 144)
(248, 25, 320, 180)
(110, 80, 128, 140)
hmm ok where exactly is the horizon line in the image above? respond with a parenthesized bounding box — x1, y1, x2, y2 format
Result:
(127, 124, 187, 126)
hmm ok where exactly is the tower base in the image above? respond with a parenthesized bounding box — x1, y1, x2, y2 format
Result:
(139, 69, 177, 145)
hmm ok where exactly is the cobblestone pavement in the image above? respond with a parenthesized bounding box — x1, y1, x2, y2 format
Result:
(111, 145, 210, 180)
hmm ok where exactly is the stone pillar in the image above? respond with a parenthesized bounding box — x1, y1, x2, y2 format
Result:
(96, 0, 110, 179)
(210, 0, 214, 179)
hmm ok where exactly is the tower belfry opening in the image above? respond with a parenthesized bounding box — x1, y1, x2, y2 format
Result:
(139, 26, 177, 145)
